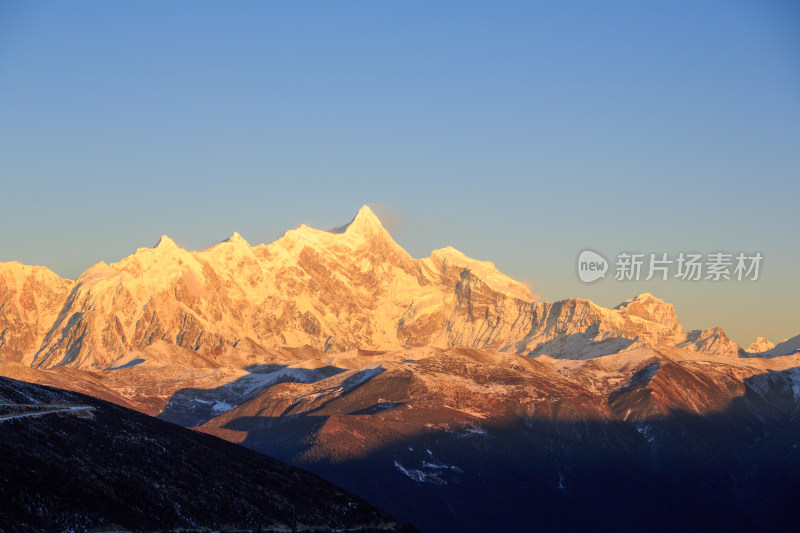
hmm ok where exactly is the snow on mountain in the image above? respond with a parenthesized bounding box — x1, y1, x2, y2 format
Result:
(0, 262, 75, 364)
(0, 205, 777, 370)
(748, 336, 776, 353)
(613, 293, 681, 331)
(0, 205, 796, 533)
(676, 327, 743, 356)
(761, 334, 800, 358)
(191, 344, 800, 533)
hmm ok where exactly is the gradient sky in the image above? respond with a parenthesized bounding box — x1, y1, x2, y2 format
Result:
(1, 1, 798, 346)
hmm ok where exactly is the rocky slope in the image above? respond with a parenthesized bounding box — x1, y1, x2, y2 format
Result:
(0, 376, 410, 533)
(4, 340, 798, 532)
(188, 345, 800, 532)
(0, 264, 74, 364)
(1, 206, 746, 370)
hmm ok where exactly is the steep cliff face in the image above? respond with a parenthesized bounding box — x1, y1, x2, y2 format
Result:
(30, 235, 218, 368)
(2, 206, 747, 369)
(0, 263, 75, 364)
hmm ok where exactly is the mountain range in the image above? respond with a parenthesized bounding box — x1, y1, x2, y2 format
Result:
(1, 205, 798, 532)
(1, 205, 781, 370)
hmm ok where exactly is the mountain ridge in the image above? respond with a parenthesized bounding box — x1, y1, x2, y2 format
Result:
(0, 206, 775, 370)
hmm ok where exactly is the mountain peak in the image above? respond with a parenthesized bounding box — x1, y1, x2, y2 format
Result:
(342, 204, 384, 234)
(324, 205, 385, 236)
(154, 235, 178, 250)
(615, 293, 680, 330)
(224, 232, 250, 246)
(748, 336, 775, 353)
(427, 246, 533, 302)
(616, 293, 667, 307)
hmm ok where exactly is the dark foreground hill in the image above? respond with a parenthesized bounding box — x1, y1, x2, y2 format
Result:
(0, 376, 412, 533)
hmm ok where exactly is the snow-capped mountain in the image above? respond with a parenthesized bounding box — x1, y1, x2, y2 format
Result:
(748, 336, 776, 353)
(0, 205, 748, 370)
(1, 205, 799, 532)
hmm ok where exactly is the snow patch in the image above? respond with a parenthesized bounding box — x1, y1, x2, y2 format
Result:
(456, 426, 487, 437)
(393, 460, 447, 485)
(210, 401, 235, 415)
(422, 461, 464, 474)
(635, 423, 656, 445)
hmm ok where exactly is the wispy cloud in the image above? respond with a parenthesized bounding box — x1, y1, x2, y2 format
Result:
(368, 202, 406, 232)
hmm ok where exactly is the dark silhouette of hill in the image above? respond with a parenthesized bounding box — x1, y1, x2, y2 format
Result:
(0, 376, 413, 533)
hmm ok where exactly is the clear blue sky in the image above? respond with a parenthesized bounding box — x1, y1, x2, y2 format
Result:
(1, 1, 798, 346)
